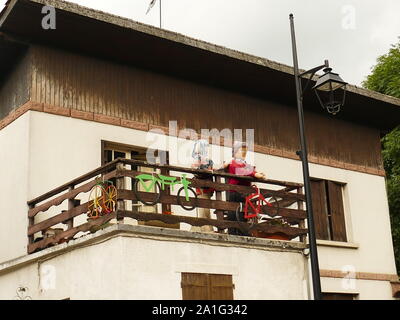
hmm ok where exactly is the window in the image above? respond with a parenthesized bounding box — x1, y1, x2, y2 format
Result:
(101, 141, 178, 229)
(322, 293, 357, 300)
(310, 179, 347, 242)
(181, 273, 234, 300)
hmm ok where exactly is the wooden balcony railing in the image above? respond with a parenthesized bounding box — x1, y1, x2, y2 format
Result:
(27, 159, 308, 254)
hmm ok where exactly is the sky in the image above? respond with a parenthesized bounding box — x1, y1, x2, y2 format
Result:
(1, 0, 399, 86)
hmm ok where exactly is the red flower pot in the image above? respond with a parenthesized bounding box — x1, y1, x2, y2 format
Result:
(251, 230, 290, 241)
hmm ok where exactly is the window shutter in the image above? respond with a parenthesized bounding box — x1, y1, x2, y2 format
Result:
(310, 180, 329, 240)
(327, 181, 347, 242)
(181, 273, 208, 300)
(181, 273, 234, 300)
(209, 274, 234, 300)
(322, 293, 355, 300)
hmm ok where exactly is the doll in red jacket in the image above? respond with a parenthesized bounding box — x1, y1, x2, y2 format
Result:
(223, 141, 266, 235)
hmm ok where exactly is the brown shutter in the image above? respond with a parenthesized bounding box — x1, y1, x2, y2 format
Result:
(310, 180, 329, 240)
(181, 273, 208, 300)
(181, 273, 234, 300)
(209, 274, 234, 300)
(327, 181, 347, 242)
(322, 293, 355, 300)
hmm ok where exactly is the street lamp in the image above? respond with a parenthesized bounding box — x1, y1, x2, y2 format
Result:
(289, 13, 347, 300)
(313, 67, 347, 115)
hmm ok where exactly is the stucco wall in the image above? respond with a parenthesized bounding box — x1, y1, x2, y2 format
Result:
(0, 112, 30, 262)
(321, 277, 394, 300)
(0, 227, 308, 300)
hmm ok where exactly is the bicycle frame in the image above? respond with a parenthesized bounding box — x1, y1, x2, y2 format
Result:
(243, 185, 273, 219)
(135, 173, 192, 201)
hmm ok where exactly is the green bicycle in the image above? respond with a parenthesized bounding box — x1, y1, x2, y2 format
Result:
(133, 173, 198, 211)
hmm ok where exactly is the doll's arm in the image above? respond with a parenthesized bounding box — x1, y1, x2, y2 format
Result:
(191, 161, 201, 169)
(254, 171, 266, 179)
(213, 161, 230, 171)
(222, 161, 230, 170)
(252, 166, 266, 180)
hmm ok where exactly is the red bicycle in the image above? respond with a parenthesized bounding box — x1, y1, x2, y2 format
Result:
(235, 185, 282, 229)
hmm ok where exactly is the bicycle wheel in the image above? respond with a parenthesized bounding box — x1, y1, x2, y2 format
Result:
(87, 184, 105, 219)
(235, 203, 252, 234)
(235, 203, 244, 224)
(134, 179, 161, 206)
(177, 187, 197, 211)
(261, 194, 280, 217)
(103, 184, 117, 214)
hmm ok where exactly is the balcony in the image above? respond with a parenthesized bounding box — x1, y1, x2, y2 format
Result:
(27, 159, 308, 254)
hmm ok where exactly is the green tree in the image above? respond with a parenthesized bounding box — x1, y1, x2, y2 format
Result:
(363, 40, 400, 97)
(363, 39, 400, 273)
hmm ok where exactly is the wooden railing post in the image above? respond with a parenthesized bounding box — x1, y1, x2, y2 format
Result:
(297, 186, 306, 244)
(66, 185, 75, 230)
(160, 163, 171, 214)
(116, 162, 125, 223)
(28, 204, 35, 248)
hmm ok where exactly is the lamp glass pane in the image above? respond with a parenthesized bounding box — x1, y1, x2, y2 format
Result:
(316, 81, 345, 91)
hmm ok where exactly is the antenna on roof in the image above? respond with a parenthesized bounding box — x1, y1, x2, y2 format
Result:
(146, 0, 162, 29)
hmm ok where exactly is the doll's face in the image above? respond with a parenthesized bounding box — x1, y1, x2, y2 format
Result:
(234, 146, 247, 160)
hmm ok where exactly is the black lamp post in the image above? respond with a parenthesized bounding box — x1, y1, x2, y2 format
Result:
(289, 13, 347, 300)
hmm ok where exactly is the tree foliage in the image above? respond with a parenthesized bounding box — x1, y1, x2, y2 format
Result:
(382, 126, 400, 273)
(363, 40, 400, 98)
(363, 39, 400, 273)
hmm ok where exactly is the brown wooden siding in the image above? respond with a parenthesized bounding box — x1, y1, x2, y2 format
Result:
(0, 49, 31, 119)
(6, 45, 384, 170)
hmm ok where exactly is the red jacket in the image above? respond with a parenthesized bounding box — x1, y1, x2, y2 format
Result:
(227, 159, 256, 187)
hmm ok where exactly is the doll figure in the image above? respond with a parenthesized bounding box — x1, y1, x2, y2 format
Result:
(223, 141, 266, 235)
(190, 139, 214, 233)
